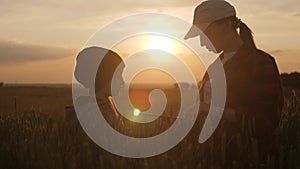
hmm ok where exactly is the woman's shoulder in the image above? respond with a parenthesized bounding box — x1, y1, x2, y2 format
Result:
(247, 48, 277, 66)
(252, 48, 275, 62)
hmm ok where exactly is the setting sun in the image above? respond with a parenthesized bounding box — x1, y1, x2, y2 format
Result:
(145, 35, 175, 53)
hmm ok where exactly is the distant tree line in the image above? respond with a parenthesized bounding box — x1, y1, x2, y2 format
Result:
(0, 72, 299, 89)
(281, 72, 300, 89)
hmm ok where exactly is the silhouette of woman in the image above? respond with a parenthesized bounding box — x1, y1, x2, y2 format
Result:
(185, 1, 283, 168)
(71, 47, 178, 138)
(66, 47, 125, 129)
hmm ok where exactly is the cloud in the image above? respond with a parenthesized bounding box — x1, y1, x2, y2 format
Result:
(1, 0, 299, 26)
(232, 0, 300, 14)
(265, 49, 300, 73)
(0, 40, 76, 65)
(293, 13, 300, 17)
(0, 0, 197, 19)
(269, 49, 284, 55)
(268, 49, 300, 59)
(0, 0, 199, 46)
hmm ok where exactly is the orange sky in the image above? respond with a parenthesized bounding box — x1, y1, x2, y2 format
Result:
(0, 0, 299, 83)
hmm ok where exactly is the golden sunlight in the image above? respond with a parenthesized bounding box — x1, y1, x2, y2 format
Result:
(145, 35, 175, 53)
(133, 108, 141, 116)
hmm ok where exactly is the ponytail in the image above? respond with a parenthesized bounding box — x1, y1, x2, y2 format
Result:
(216, 16, 257, 49)
(237, 19, 256, 49)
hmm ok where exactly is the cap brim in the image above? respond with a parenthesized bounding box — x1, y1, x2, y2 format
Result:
(184, 23, 209, 40)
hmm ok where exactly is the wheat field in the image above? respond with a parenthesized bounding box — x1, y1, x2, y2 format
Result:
(0, 86, 299, 169)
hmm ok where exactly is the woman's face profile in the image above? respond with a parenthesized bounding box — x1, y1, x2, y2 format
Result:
(94, 50, 125, 99)
(110, 64, 125, 97)
(200, 19, 232, 53)
(200, 32, 217, 53)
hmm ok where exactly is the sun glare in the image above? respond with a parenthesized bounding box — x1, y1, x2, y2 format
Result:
(133, 108, 141, 117)
(146, 36, 175, 52)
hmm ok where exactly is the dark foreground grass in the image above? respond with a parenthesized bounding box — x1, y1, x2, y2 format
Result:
(0, 87, 299, 169)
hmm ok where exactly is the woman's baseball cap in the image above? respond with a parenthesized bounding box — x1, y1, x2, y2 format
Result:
(184, 0, 236, 40)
